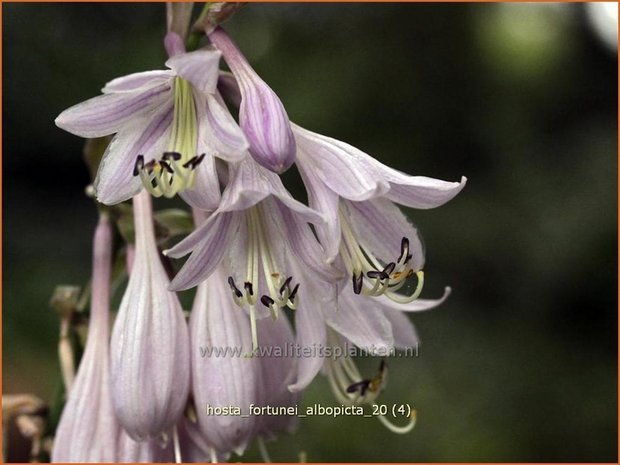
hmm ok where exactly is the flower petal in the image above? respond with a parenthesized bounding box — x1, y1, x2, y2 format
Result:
(103, 70, 174, 93)
(94, 103, 173, 205)
(381, 309, 420, 349)
(219, 159, 323, 226)
(165, 47, 222, 95)
(190, 267, 261, 455)
(179, 153, 221, 212)
(110, 193, 190, 441)
(256, 316, 299, 437)
(293, 124, 390, 201)
(167, 212, 239, 291)
(287, 257, 337, 393)
(55, 82, 171, 138)
(326, 289, 394, 351)
(297, 158, 342, 263)
(203, 92, 248, 162)
(343, 198, 425, 271)
(271, 198, 343, 282)
(288, 304, 330, 392)
(383, 172, 467, 209)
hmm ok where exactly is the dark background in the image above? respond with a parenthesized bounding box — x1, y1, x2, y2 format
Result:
(3, 3, 617, 462)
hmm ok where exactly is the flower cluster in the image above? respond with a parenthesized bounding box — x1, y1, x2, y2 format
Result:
(52, 9, 465, 463)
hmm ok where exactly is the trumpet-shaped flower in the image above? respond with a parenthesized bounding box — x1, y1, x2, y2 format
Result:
(55, 32, 248, 208)
(208, 27, 296, 173)
(110, 191, 190, 441)
(166, 157, 340, 351)
(52, 216, 119, 462)
(293, 123, 466, 303)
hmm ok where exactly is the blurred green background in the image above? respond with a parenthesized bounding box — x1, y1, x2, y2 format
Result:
(3, 3, 617, 462)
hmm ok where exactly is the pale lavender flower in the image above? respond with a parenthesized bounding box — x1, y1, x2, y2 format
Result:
(189, 264, 261, 456)
(293, 123, 466, 303)
(110, 191, 190, 441)
(165, 157, 340, 351)
(55, 32, 248, 209)
(255, 315, 300, 439)
(52, 215, 119, 462)
(208, 26, 296, 173)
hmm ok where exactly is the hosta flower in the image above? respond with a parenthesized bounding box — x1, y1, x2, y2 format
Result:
(189, 264, 261, 455)
(293, 123, 466, 303)
(52, 216, 119, 462)
(55, 32, 248, 208)
(165, 157, 340, 351)
(110, 191, 190, 441)
(255, 315, 299, 439)
(208, 26, 296, 173)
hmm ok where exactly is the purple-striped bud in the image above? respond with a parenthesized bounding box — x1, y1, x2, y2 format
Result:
(208, 26, 296, 173)
(110, 191, 190, 441)
(52, 215, 119, 462)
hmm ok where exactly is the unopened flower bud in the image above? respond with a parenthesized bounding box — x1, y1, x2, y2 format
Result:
(208, 26, 296, 173)
(110, 191, 190, 441)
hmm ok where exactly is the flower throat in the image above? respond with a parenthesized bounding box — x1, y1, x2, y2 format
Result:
(133, 77, 205, 198)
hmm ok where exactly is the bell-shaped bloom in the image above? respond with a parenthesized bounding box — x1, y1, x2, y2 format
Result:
(110, 191, 190, 441)
(255, 315, 300, 439)
(208, 26, 296, 173)
(52, 216, 119, 462)
(166, 157, 341, 351)
(293, 123, 466, 302)
(55, 32, 248, 208)
(189, 264, 261, 456)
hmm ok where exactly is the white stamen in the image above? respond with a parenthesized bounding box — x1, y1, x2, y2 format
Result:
(229, 204, 300, 352)
(338, 205, 424, 303)
(134, 77, 201, 198)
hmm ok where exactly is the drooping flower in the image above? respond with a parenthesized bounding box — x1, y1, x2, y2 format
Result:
(52, 215, 119, 462)
(110, 191, 190, 441)
(208, 26, 296, 174)
(165, 157, 340, 351)
(293, 123, 466, 303)
(189, 263, 261, 456)
(55, 32, 248, 209)
(255, 314, 300, 439)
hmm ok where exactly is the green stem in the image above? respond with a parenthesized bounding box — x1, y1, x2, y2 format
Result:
(186, 2, 212, 51)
